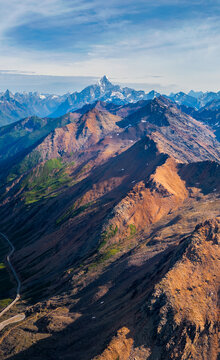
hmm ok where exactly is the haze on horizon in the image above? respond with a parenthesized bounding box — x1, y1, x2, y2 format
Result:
(0, 0, 219, 94)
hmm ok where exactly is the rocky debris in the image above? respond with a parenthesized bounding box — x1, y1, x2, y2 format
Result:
(94, 218, 219, 360)
(93, 328, 133, 360)
(139, 217, 220, 359)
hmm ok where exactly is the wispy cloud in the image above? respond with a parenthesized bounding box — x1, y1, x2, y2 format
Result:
(0, 69, 36, 74)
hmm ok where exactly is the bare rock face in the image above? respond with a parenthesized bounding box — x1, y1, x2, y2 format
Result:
(146, 219, 219, 359)
(94, 218, 220, 360)
(133, 218, 220, 360)
(93, 328, 133, 360)
(105, 157, 188, 241)
(21, 108, 121, 164)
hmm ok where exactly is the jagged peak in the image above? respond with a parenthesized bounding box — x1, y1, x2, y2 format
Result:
(147, 90, 160, 96)
(150, 95, 173, 107)
(4, 89, 14, 100)
(98, 75, 113, 88)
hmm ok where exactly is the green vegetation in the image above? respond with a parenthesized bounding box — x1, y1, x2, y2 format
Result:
(129, 224, 136, 236)
(98, 225, 118, 250)
(103, 224, 118, 239)
(88, 245, 121, 271)
(89, 224, 136, 271)
(100, 247, 120, 261)
(17, 150, 43, 176)
(56, 203, 76, 225)
(22, 158, 71, 204)
(70, 203, 93, 217)
(89, 236, 121, 271)
(98, 240, 107, 250)
(6, 173, 18, 183)
(0, 114, 72, 170)
(79, 163, 91, 175)
(6, 150, 43, 184)
(0, 298, 12, 311)
(0, 262, 5, 270)
(56, 202, 93, 225)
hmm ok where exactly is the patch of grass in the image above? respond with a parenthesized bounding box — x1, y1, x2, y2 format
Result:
(100, 247, 120, 261)
(0, 262, 6, 270)
(0, 298, 12, 311)
(6, 173, 17, 183)
(98, 225, 118, 251)
(56, 203, 76, 225)
(88, 245, 121, 271)
(71, 203, 93, 217)
(0, 114, 73, 176)
(79, 163, 91, 175)
(129, 224, 136, 236)
(7, 150, 43, 183)
(56, 202, 93, 225)
(17, 150, 43, 175)
(22, 158, 71, 205)
(98, 239, 107, 250)
(101, 225, 118, 242)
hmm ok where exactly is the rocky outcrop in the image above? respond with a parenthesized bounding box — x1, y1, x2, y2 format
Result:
(94, 218, 220, 360)
(93, 328, 133, 360)
(104, 157, 188, 242)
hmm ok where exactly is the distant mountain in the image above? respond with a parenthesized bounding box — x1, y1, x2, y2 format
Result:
(188, 90, 204, 99)
(0, 90, 28, 124)
(198, 91, 220, 108)
(171, 90, 220, 109)
(50, 76, 161, 118)
(0, 90, 67, 126)
(180, 103, 220, 141)
(0, 78, 160, 126)
(202, 98, 220, 110)
(168, 91, 200, 109)
(13, 91, 68, 117)
(0, 76, 219, 126)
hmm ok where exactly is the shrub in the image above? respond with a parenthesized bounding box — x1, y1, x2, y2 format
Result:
(129, 224, 136, 236)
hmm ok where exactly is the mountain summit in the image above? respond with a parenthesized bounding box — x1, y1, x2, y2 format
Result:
(1, 77, 220, 126)
(50, 76, 153, 117)
(98, 75, 113, 90)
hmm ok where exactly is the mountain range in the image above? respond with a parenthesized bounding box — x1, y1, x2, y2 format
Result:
(0, 76, 220, 126)
(0, 90, 68, 126)
(0, 93, 219, 359)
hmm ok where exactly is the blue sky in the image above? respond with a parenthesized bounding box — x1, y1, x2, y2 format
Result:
(0, 0, 219, 93)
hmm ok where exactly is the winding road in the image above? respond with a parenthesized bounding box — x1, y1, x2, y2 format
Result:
(0, 232, 25, 330)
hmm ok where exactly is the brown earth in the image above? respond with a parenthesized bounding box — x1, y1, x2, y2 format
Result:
(0, 98, 219, 360)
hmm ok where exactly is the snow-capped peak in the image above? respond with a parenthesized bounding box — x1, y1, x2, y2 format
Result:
(98, 75, 112, 90)
(39, 94, 46, 100)
(4, 89, 14, 100)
